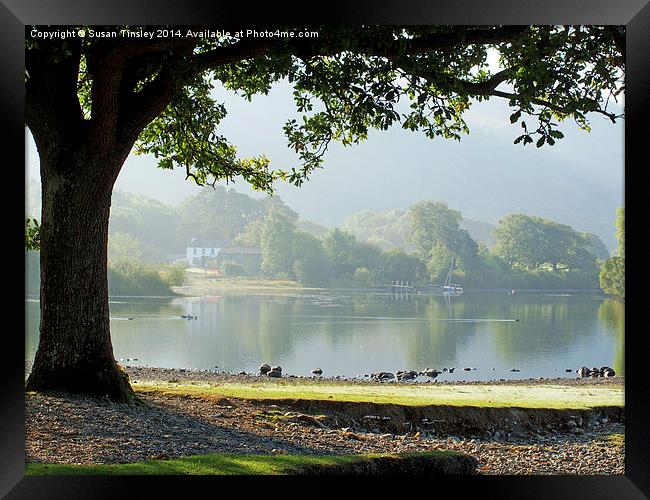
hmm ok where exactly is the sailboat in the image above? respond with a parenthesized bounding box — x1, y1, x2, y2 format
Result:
(442, 256, 464, 295)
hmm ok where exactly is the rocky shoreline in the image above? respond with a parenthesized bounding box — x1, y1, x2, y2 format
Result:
(25, 366, 624, 475)
(121, 365, 624, 387)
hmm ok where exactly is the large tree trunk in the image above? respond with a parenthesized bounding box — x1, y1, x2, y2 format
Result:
(25, 146, 137, 404)
(24, 37, 183, 404)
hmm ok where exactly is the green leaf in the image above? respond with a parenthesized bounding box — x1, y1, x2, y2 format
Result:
(509, 111, 521, 123)
(536, 136, 545, 148)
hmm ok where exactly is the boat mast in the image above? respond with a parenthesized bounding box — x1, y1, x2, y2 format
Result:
(445, 256, 454, 286)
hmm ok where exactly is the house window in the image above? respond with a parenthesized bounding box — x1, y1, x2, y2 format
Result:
(202, 248, 206, 255)
(211, 248, 215, 255)
(193, 248, 197, 255)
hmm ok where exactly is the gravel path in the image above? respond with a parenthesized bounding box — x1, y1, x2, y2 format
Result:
(25, 369, 624, 475)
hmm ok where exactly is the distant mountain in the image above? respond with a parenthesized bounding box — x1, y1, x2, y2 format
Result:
(342, 209, 415, 252)
(105, 187, 331, 262)
(342, 208, 499, 252)
(25, 177, 616, 261)
(296, 219, 329, 237)
(460, 218, 496, 248)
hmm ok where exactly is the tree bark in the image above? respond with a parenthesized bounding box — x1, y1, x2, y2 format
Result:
(24, 38, 177, 404)
(25, 145, 137, 403)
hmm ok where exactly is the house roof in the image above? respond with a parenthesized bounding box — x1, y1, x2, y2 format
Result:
(187, 238, 228, 248)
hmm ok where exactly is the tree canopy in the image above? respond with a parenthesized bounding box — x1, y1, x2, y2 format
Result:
(27, 25, 624, 194)
(600, 208, 625, 298)
(25, 218, 40, 251)
(615, 207, 625, 257)
(493, 213, 600, 273)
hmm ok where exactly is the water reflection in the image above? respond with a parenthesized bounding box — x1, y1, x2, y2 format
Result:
(25, 291, 623, 380)
(598, 299, 625, 375)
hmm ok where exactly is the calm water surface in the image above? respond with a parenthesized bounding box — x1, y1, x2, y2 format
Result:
(25, 290, 624, 380)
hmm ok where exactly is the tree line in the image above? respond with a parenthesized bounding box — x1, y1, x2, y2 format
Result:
(599, 208, 624, 298)
(230, 198, 615, 290)
(27, 181, 619, 292)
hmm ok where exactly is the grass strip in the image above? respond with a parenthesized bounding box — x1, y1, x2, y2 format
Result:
(132, 380, 624, 410)
(26, 451, 468, 475)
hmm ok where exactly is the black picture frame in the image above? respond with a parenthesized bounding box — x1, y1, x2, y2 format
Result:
(2, 1, 648, 498)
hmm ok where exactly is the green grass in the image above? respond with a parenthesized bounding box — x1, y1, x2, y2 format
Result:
(180, 273, 307, 290)
(26, 451, 459, 476)
(133, 379, 624, 410)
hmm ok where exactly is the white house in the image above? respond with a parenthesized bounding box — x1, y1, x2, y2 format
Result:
(186, 238, 227, 267)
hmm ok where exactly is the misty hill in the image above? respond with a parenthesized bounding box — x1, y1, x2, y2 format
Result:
(26, 181, 612, 291)
(105, 187, 329, 262)
(296, 219, 330, 238)
(26, 179, 611, 262)
(342, 208, 499, 251)
(341, 209, 414, 252)
(26, 179, 330, 262)
(109, 190, 185, 261)
(460, 219, 497, 248)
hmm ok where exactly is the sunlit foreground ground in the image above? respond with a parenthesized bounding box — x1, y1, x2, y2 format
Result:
(25, 376, 624, 475)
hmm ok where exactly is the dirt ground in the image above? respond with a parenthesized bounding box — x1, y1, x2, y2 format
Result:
(25, 368, 624, 475)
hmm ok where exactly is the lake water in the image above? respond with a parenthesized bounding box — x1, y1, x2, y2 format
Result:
(25, 290, 624, 381)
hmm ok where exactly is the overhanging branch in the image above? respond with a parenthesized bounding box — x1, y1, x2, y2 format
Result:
(193, 37, 276, 69)
(489, 90, 622, 122)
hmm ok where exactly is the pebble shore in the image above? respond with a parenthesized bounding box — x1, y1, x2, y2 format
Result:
(25, 367, 624, 475)
(124, 365, 625, 385)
